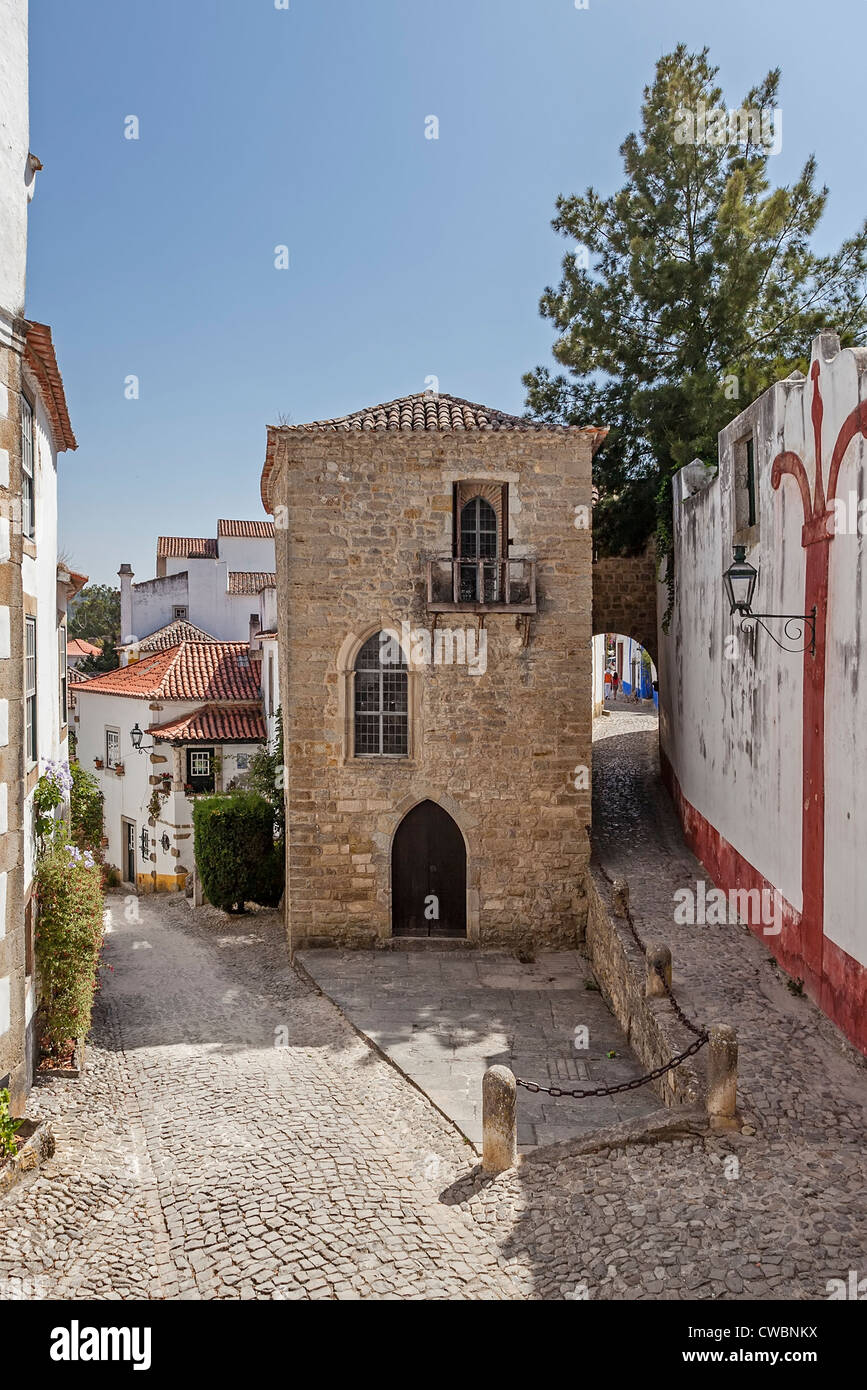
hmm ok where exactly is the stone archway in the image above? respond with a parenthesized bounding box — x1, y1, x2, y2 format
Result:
(592, 547, 659, 665)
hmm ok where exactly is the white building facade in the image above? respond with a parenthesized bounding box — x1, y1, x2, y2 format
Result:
(119, 520, 275, 646)
(73, 640, 266, 891)
(658, 332, 867, 1056)
(0, 0, 77, 1110)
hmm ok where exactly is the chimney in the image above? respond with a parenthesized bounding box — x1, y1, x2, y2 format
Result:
(118, 564, 134, 644)
(249, 612, 262, 653)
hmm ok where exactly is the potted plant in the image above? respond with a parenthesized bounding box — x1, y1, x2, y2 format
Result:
(93, 757, 104, 770)
(114, 762, 125, 777)
(183, 782, 193, 796)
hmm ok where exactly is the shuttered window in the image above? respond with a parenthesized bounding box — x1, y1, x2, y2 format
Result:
(25, 617, 37, 764)
(21, 396, 35, 538)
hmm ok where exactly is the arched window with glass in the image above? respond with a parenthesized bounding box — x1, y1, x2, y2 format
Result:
(459, 495, 500, 602)
(354, 631, 408, 756)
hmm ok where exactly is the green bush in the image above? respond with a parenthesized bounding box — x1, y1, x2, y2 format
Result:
(192, 792, 284, 913)
(70, 761, 104, 857)
(34, 838, 104, 1052)
(0, 1088, 21, 1159)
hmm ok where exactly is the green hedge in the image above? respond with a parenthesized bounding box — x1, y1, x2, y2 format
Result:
(192, 792, 284, 913)
(35, 839, 104, 1052)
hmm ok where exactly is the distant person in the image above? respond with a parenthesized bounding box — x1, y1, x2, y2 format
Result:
(604, 669, 612, 697)
(611, 670, 620, 701)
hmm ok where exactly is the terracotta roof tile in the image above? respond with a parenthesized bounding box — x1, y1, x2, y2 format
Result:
(277, 393, 561, 435)
(156, 536, 218, 559)
(217, 520, 275, 538)
(73, 642, 261, 701)
(24, 322, 77, 451)
(261, 392, 608, 509)
(228, 571, 276, 595)
(67, 638, 100, 657)
(117, 620, 217, 652)
(148, 703, 265, 744)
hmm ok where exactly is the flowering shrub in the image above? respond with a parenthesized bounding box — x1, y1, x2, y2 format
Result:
(34, 836, 104, 1053)
(69, 762, 104, 857)
(32, 760, 73, 846)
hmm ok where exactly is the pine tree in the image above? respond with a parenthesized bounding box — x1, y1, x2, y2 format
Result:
(524, 46, 867, 618)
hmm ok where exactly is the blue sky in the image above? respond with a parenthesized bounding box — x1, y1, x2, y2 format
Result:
(26, 0, 865, 585)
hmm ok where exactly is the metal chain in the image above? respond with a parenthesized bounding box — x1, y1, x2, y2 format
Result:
(514, 859, 709, 1099)
(515, 1034, 707, 1098)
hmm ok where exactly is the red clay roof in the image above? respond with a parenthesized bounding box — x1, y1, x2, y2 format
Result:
(276, 393, 576, 434)
(73, 642, 261, 701)
(67, 638, 100, 657)
(24, 322, 77, 452)
(156, 536, 218, 559)
(148, 703, 266, 744)
(217, 520, 275, 538)
(261, 392, 607, 509)
(117, 619, 217, 652)
(228, 572, 276, 595)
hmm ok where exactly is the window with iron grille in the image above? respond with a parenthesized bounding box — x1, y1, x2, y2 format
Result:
(21, 395, 35, 539)
(59, 625, 68, 726)
(354, 632, 408, 756)
(105, 728, 120, 767)
(25, 617, 37, 764)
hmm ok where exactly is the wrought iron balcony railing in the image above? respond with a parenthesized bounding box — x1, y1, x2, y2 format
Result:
(425, 557, 537, 613)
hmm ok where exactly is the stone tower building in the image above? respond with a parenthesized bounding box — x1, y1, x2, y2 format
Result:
(260, 393, 604, 952)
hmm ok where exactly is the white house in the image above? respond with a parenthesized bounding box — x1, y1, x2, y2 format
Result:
(658, 331, 867, 1056)
(0, 0, 78, 1109)
(118, 519, 276, 646)
(72, 638, 266, 890)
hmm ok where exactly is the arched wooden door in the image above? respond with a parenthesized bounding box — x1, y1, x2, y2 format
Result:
(391, 800, 467, 938)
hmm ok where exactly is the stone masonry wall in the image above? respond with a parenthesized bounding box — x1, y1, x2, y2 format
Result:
(592, 546, 658, 665)
(269, 426, 595, 951)
(584, 866, 701, 1107)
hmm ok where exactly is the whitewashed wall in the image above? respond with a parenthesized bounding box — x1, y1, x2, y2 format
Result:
(21, 364, 67, 896)
(0, 0, 29, 319)
(215, 534, 274, 572)
(659, 333, 867, 1050)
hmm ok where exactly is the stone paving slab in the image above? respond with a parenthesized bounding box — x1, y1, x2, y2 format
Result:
(296, 948, 661, 1147)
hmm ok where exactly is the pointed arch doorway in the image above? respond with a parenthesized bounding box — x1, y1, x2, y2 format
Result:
(391, 800, 467, 938)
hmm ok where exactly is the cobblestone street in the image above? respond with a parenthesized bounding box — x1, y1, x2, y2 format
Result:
(1, 707, 865, 1300)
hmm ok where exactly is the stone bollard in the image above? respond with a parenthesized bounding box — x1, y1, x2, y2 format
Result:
(646, 944, 672, 998)
(707, 1024, 738, 1126)
(482, 1066, 517, 1174)
(612, 877, 629, 917)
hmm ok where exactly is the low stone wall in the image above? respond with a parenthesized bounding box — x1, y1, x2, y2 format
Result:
(583, 865, 702, 1107)
(0, 1118, 55, 1199)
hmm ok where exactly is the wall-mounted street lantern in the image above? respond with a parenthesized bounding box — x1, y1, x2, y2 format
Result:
(130, 723, 154, 755)
(723, 544, 816, 655)
(160, 833, 170, 852)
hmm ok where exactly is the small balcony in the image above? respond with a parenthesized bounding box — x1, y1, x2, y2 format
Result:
(426, 557, 537, 614)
